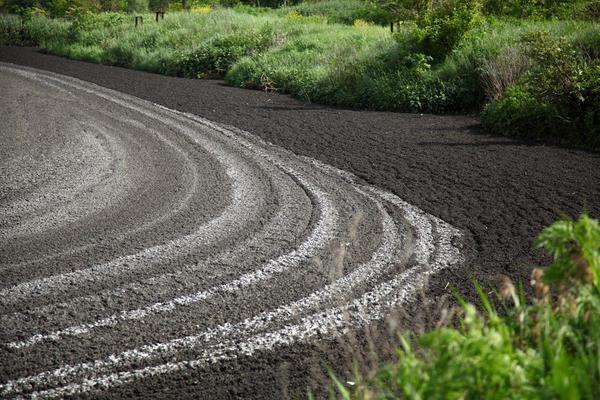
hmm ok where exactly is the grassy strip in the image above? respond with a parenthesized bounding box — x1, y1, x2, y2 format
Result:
(1, 7, 599, 146)
(331, 214, 600, 399)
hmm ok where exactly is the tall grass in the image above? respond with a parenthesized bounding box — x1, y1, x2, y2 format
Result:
(279, 0, 391, 26)
(0, 14, 69, 46)
(1, 9, 599, 123)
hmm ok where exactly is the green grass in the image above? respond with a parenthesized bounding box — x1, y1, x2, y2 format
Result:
(332, 214, 600, 400)
(1, 6, 599, 145)
(0, 14, 69, 46)
(278, 0, 391, 26)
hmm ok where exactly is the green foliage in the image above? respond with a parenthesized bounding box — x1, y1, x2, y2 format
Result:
(0, 13, 69, 46)
(171, 28, 273, 78)
(536, 214, 600, 287)
(483, 0, 600, 20)
(375, 0, 484, 61)
(483, 30, 600, 148)
(68, 11, 126, 38)
(285, 0, 391, 26)
(126, 0, 149, 12)
(1, 5, 599, 143)
(334, 214, 600, 400)
(0, 14, 32, 45)
(232, 3, 271, 15)
(521, 31, 585, 114)
(481, 85, 560, 139)
(413, 0, 484, 61)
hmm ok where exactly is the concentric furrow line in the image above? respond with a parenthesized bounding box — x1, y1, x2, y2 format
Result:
(0, 195, 398, 397)
(0, 91, 202, 260)
(0, 168, 311, 339)
(1, 184, 461, 399)
(0, 64, 463, 399)
(4, 180, 337, 350)
(0, 169, 306, 340)
(0, 149, 259, 305)
(0, 64, 345, 341)
(0, 66, 270, 305)
(0, 116, 200, 269)
(0, 124, 123, 239)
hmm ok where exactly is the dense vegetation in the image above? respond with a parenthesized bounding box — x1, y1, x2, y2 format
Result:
(332, 214, 600, 399)
(0, 0, 599, 146)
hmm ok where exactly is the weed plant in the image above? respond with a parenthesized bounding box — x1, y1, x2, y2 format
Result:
(332, 214, 600, 399)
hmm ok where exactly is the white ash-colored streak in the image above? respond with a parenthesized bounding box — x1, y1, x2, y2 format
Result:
(0, 152, 310, 336)
(10, 186, 461, 399)
(0, 157, 310, 339)
(28, 264, 421, 400)
(1, 63, 339, 344)
(0, 63, 334, 308)
(0, 66, 267, 305)
(0, 194, 394, 397)
(0, 157, 254, 304)
(0, 72, 196, 240)
(5, 179, 337, 349)
(305, 157, 442, 266)
(0, 117, 201, 272)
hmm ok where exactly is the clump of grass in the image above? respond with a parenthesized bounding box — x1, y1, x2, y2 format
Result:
(332, 214, 600, 399)
(0, 14, 68, 46)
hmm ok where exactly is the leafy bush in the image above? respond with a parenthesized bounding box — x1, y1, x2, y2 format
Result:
(67, 11, 127, 42)
(483, 31, 600, 148)
(0, 14, 69, 46)
(171, 28, 273, 78)
(286, 0, 391, 26)
(521, 32, 585, 116)
(582, 64, 600, 142)
(483, 0, 600, 20)
(0, 15, 30, 45)
(334, 214, 600, 399)
(481, 85, 561, 139)
(412, 0, 484, 61)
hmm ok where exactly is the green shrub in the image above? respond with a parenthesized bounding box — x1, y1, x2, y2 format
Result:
(483, 31, 600, 147)
(0, 15, 29, 45)
(67, 11, 127, 42)
(126, 0, 149, 12)
(334, 214, 600, 399)
(481, 85, 561, 139)
(232, 4, 272, 15)
(483, 0, 600, 20)
(521, 31, 585, 116)
(286, 0, 391, 26)
(412, 0, 484, 61)
(581, 64, 600, 147)
(172, 28, 273, 78)
(0, 14, 69, 46)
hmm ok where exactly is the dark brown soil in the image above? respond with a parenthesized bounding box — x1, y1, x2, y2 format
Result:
(1, 46, 599, 399)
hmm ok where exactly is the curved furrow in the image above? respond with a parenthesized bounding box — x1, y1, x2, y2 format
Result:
(0, 63, 463, 399)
